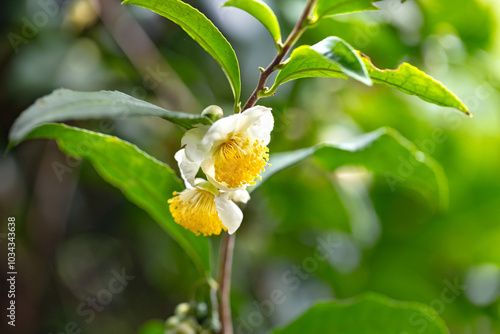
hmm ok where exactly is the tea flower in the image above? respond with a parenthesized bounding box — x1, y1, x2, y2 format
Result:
(168, 179, 248, 236)
(176, 106, 274, 191)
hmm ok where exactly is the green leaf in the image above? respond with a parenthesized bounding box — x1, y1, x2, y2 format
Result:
(7, 89, 212, 150)
(122, 0, 241, 110)
(310, 37, 372, 85)
(272, 293, 449, 334)
(271, 47, 469, 114)
(252, 127, 448, 209)
(314, 0, 378, 20)
(362, 56, 469, 114)
(21, 123, 211, 275)
(222, 0, 282, 48)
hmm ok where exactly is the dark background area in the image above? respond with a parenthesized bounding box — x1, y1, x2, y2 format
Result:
(1, 0, 500, 333)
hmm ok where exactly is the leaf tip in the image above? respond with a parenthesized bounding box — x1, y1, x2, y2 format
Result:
(362, 76, 374, 86)
(4, 142, 15, 155)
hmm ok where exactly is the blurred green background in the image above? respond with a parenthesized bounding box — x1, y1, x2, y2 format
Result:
(1, 0, 500, 333)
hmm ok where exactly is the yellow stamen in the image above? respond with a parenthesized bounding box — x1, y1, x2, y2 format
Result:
(213, 133, 269, 188)
(168, 188, 226, 236)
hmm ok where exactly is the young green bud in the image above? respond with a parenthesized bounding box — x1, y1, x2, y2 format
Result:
(201, 105, 223, 122)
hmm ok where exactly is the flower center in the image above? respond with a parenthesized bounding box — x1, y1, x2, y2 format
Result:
(168, 188, 226, 236)
(213, 134, 269, 188)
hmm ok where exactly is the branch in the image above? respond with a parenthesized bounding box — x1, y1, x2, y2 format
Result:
(217, 2, 318, 333)
(242, 0, 317, 111)
(218, 232, 235, 334)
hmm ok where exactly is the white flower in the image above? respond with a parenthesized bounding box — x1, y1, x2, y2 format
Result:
(168, 178, 248, 236)
(175, 106, 274, 191)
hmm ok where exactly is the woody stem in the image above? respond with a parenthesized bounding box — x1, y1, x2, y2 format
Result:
(218, 1, 318, 333)
(218, 232, 235, 334)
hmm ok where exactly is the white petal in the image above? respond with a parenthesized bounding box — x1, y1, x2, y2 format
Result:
(182, 125, 210, 162)
(174, 149, 200, 188)
(199, 106, 274, 154)
(235, 106, 273, 143)
(199, 115, 239, 153)
(228, 189, 251, 204)
(234, 106, 268, 132)
(204, 167, 231, 191)
(193, 178, 208, 186)
(201, 155, 217, 181)
(181, 124, 210, 147)
(245, 107, 274, 145)
(214, 194, 243, 234)
(200, 151, 233, 191)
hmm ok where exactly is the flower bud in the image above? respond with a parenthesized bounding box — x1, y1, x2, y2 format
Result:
(165, 316, 181, 329)
(174, 302, 191, 316)
(201, 105, 223, 122)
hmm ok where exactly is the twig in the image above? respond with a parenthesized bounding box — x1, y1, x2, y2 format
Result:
(218, 2, 318, 333)
(242, 0, 318, 111)
(218, 232, 235, 334)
